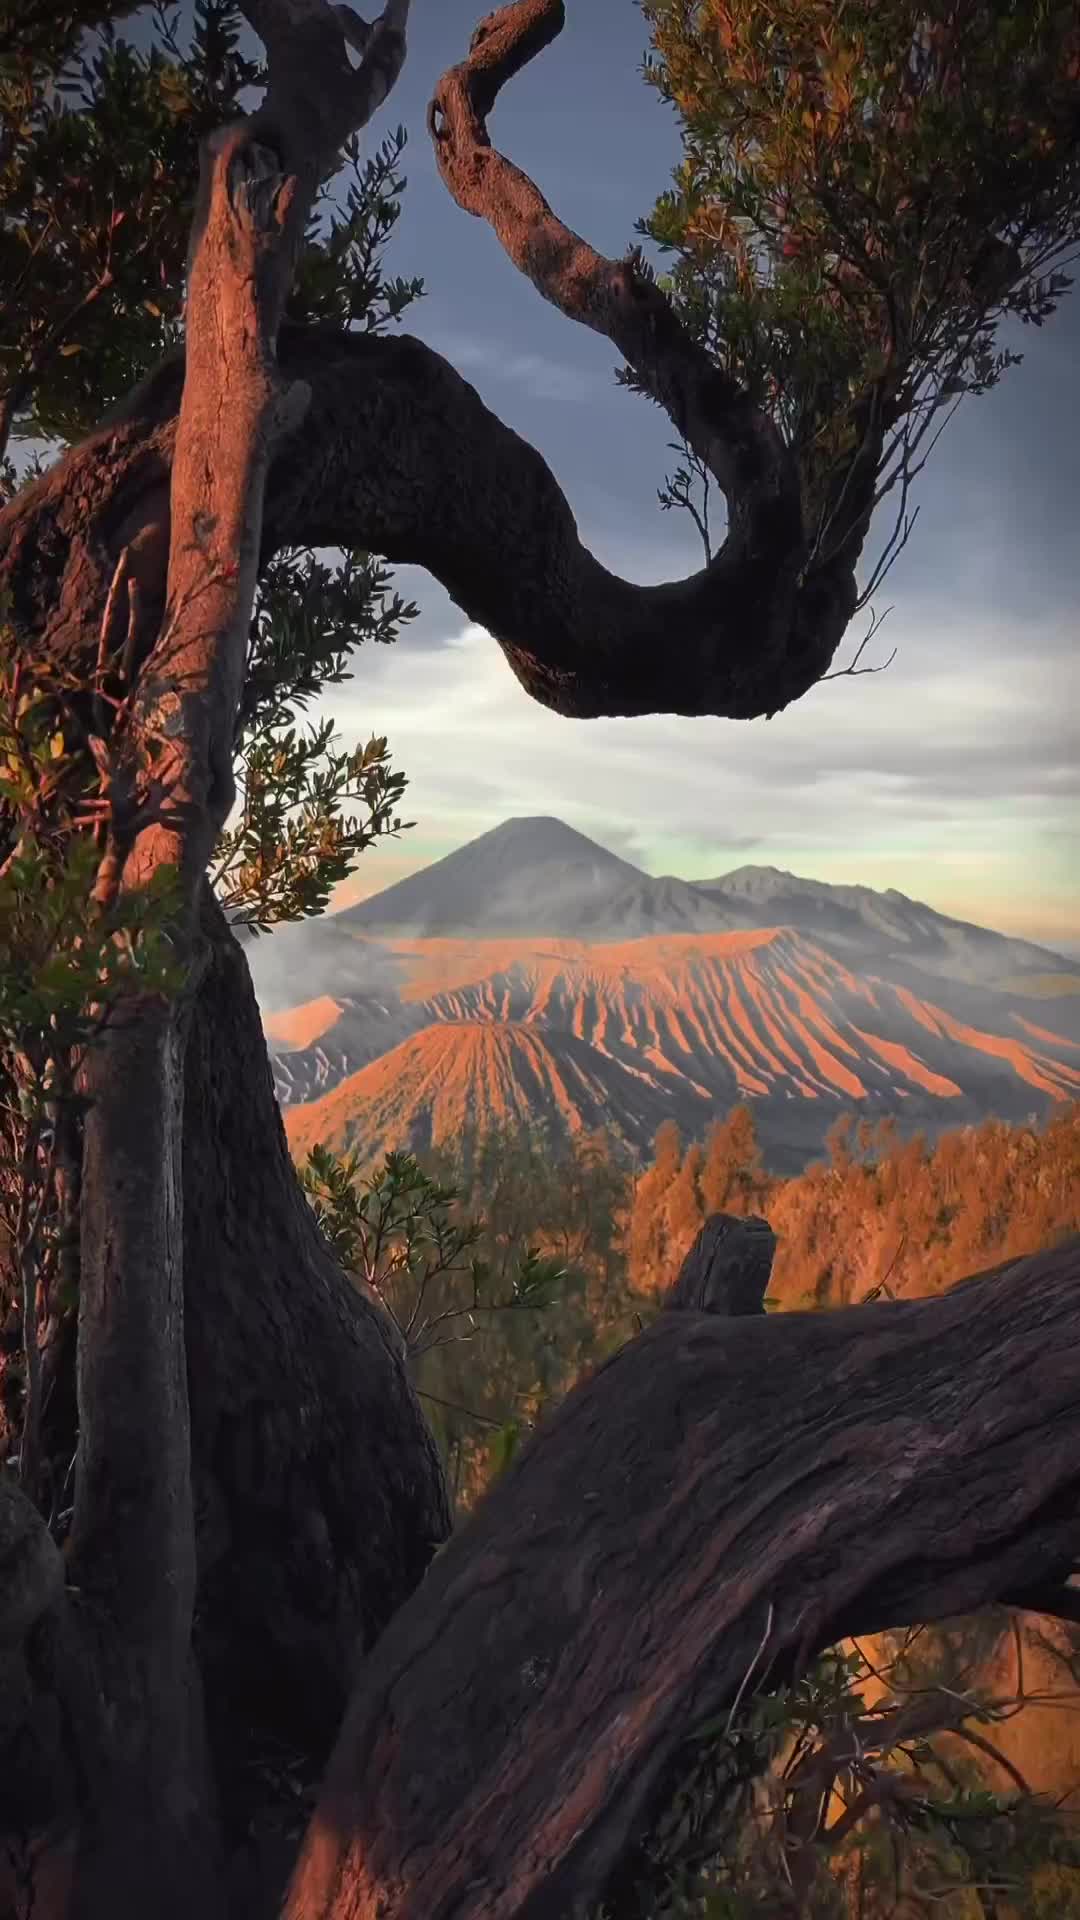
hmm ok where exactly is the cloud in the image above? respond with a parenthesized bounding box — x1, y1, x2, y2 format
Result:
(349, 613, 1075, 811)
(330, 600, 1079, 940)
(425, 332, 597, 405)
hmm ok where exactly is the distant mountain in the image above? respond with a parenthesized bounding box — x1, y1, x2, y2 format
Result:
(283, 1020, 691, 1165)
(268, 928, 1080, 1174)
(339, 816, 638, 934)
(249, 818, 1080, 1172)
(337, 816, 747, 941)
(697, 865, 1076, 993)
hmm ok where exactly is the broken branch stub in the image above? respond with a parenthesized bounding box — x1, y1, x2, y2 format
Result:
(665, 1212, 777, 1318)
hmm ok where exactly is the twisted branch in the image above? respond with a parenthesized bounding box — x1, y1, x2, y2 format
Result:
(430, 3, 793, 532)
(420, 0, 869, 719)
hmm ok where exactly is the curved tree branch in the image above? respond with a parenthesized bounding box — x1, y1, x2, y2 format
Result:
(284, 1238, 1080, 1918)
(429, 2, 793, 533)
(421, 0, 870, 717)
(1, 321, 860, 725)
(0, 0, 876, 726)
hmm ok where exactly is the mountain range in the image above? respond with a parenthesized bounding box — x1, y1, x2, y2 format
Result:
(248, 817, 1080, 1172)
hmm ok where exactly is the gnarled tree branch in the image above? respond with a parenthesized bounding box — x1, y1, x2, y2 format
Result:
(0, 2, 879, 731)
(0, 320, 860, 726)
(422, 0, 872, 717)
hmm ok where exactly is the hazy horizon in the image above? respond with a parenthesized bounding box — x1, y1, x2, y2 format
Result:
(327, 810, 1080, 960)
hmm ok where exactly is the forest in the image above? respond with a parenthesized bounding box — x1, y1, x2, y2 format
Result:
(311, 1104, 1080, 1510)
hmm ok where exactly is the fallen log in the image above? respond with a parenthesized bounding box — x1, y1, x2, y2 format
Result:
(285, 1236, 1080, 1920)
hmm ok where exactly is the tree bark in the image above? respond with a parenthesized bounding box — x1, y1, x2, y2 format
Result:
(664, 1212, 776, 1317)
(66, 996, 219, 1916)
(2, 4, 1077, 1914)
(26, 7, 417, 1907)
(183, 892, 450, 1771)
(284, 1237, 1080, 1920)
(0, 316, 857, 730)
(0, 897, 451, 1914)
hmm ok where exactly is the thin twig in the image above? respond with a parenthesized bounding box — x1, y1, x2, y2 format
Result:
(820, 604, 896, 683)
(726, 1600, 776, 1737)
(417, 1389, 504, 1430)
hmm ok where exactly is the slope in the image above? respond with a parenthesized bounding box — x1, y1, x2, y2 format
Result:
(699, 864, 1077, 991)
(277, 929, 1080, 1170)
(283, 1020, 690, 1162)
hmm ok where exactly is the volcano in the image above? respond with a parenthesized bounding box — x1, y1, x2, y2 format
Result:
(251, 819, 1080, 1171)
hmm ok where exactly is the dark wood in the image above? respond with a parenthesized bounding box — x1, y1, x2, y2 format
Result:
(0, 310, 859, 727)
(665, 1213, 776, 1317)
(285, 1239, 1080, 1919)
(183, 892, 451, 1765)
(0, 895, 452, 1913)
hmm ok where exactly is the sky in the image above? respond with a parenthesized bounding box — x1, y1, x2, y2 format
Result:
(117, 2, 1077, 952)
(299, 0, 1077, 954)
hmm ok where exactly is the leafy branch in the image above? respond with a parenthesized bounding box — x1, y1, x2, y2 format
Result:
(300, 1144, 566, 1360)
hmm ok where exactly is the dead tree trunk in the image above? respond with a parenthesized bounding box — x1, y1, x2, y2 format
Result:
(284, 1237, 1080, 1920)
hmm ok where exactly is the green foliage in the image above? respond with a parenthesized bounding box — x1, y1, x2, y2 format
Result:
(299, 1125, 636, 1510)
(215, 543, 418, 930)
(602, 1633, 1080, 1919)
(213, 723, 410, 932)
(0, 3, 427, 1492)
(0, 618, 185, 1070)
(636, 1, 1079, 586)
(0, 834, 181, 1044)
(0, 1, 423, 449)
(419, 1126, 636, 1509)
(299, 1142, 566, 1358)
(0, 0, 261, 447)
(235, 545, 414, 742)
(0, 615, 184, 1487)
(289, 122, 425, 334)
(0, 3, 425, 938)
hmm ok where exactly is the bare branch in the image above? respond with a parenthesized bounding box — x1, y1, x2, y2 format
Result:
(820, 605, 897, 683)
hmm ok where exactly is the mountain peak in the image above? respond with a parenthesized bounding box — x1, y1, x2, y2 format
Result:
(472, 815, 629, 859)
(339, 814, 645, 936)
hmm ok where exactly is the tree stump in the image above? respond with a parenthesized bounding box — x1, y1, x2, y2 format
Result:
(665, 1212, 777, 1317)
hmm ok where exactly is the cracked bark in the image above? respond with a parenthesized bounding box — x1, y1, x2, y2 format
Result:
(284, 1238, 1080, 1920)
